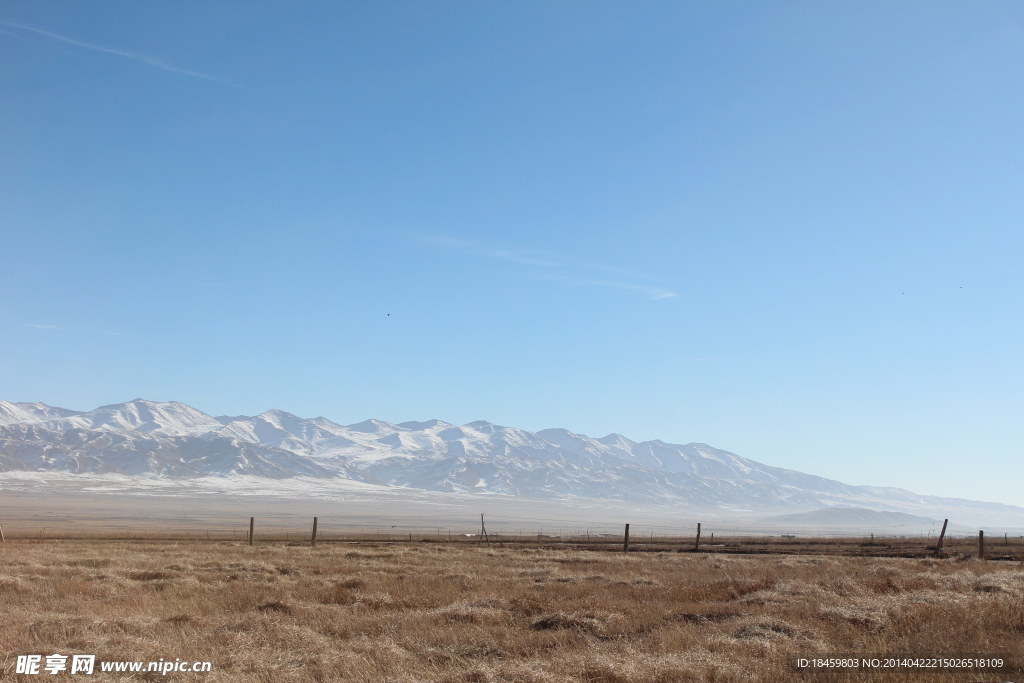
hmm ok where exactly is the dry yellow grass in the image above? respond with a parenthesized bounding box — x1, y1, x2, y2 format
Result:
(1, 540, 1022, 682)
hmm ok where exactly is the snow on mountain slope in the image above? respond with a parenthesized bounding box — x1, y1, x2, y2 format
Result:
(1, 399, 1021, 519)
(0, 401, 83, 425)
(20, 399, 225, 436)
(0, 423, 340, 479)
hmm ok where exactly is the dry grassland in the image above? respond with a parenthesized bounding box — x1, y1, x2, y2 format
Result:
(1, 540, 1023, 682)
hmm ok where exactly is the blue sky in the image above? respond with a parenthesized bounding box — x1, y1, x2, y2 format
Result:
(1, 2, 1022, 505)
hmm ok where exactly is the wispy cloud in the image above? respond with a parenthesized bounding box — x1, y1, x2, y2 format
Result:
(0, 20, 244, 88)
(23, 323, 126, 336)
(578, 261, 676, 287)
(421, 234, 677, 301)
(537, 274, 676, 300)
(422, 235, 560, 268)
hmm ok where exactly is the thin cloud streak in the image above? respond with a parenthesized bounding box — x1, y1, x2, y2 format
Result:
(581, 261, 675, 286)
(22, 323, 127, 336)
(0, 20, 244, 88)
(421, 235, 560, 267)
(422, 234, 677, 300)
(537, 274, 677, 300)
(483, 249, 560, 268)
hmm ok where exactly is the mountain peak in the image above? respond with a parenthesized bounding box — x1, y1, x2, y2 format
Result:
(397, 419, 450, 430)
(3, 398, 1021, 524)
(0, 401, 83, 425)
(596, 433, 635, 447)
(346, 418, 398, 434)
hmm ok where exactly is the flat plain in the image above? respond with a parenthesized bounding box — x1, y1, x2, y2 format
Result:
(1, 538, 1023, 682)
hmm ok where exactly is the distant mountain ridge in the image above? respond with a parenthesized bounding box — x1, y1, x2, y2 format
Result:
(1, 399, 1021, 519)
(759, 508, 941, 527)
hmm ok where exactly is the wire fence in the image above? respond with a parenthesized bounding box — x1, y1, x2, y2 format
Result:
(1, 514, 1021, 559)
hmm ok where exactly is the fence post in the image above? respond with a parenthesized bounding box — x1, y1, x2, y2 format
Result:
(694, 523, 701, 551)
(0, 524, 5, 543)
(623, 524, 630, 553)
(311, 517, 318, 547)
(248, 517, 254, 546)
(979, 530, 984, 559)
(479, 514, 490, 545)
(933, 519, 948, 557)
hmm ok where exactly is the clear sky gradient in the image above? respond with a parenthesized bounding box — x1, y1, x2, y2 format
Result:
(1, 2, 1022, 504)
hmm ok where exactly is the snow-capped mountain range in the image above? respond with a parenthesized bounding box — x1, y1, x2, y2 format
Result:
(0, 399, 1019, 517)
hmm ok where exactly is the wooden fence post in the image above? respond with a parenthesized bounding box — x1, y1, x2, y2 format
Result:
(248, 517, 254, 546)
(694, 523, 702, 551)
(479, 514, 490, 545)
(0, 524, 5, 543)
(933, 519, 948, 557)
(979, 530, 984, 559)
(311, 517, 318, 547)
(623, 524, 630, 553)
